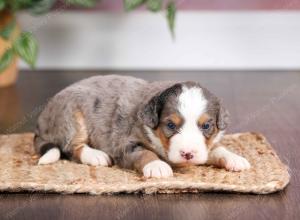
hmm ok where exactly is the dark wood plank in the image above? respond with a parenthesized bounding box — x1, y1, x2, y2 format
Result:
(0, 70, 299, 220)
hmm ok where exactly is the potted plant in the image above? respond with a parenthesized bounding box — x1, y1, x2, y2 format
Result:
(0, 0, 176, 88)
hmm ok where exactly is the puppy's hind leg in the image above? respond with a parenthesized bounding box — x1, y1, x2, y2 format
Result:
(69, 111, 112, 167)
(73, 144, 112, 166)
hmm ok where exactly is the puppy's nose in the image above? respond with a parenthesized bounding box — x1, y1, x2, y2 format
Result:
(180, 151, 194, 160)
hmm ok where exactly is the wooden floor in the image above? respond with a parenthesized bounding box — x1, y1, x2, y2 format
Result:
(0, 70, 299, 220)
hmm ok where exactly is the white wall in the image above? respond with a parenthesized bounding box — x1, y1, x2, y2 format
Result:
(19, 11, 300, 70)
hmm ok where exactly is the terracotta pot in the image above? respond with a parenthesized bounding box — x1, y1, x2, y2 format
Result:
(0, 10, 19, 88)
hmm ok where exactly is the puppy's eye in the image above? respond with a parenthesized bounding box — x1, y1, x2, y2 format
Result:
(202, 123, 210, 130)
(167, 121, 177, 130)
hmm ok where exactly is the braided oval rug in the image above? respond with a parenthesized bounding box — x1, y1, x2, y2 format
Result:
(0, 132, 290, 195)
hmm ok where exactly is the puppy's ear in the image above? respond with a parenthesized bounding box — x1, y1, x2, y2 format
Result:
(138, 96, 162, 128)
(217, 104, 230, 130)
(138, 84, 181, 129)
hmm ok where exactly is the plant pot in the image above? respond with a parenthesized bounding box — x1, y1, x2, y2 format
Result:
(0, 11, 19, 88)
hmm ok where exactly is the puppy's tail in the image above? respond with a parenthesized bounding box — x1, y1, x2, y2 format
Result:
(34, 134, 61, 165)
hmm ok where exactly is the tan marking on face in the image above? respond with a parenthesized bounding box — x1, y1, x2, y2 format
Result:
(167, 113, 183, 127)
(198, 113, 210, 126)
(198, 113, 219, 150)
(154, 113, 183, 151)
(154, 127, 170, 150)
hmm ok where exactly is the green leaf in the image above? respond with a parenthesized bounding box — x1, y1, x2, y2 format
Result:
(29, 0, 56, 15)
(124, 0, 145, 11)
(13, 32, 38, 68)
(65, 0, 97, 7)
(0, 0, 5, 10)
(0, 49, 14, 73)
(147, 0, 162, 12)
(6, 0, 34, 11)
(166, 1, 176, 38)
(0, 19, 16, 40)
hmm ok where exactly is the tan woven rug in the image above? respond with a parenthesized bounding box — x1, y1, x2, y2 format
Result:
(0, 132, 290, 195)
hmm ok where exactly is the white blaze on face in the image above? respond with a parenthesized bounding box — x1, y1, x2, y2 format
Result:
(168, 86, 208, 164)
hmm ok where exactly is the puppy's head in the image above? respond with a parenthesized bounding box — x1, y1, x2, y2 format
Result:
(138, 82, 229, 166)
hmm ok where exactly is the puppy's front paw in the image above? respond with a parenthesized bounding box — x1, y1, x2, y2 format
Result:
(219, 154, 251, 172)
(143, 160, 173, 178)
(209, 147, 251, 172)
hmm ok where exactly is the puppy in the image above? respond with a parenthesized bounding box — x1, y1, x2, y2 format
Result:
(34, 75, 250, 178)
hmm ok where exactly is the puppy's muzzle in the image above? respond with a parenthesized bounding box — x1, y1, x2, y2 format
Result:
(180, 150, 194, 160)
